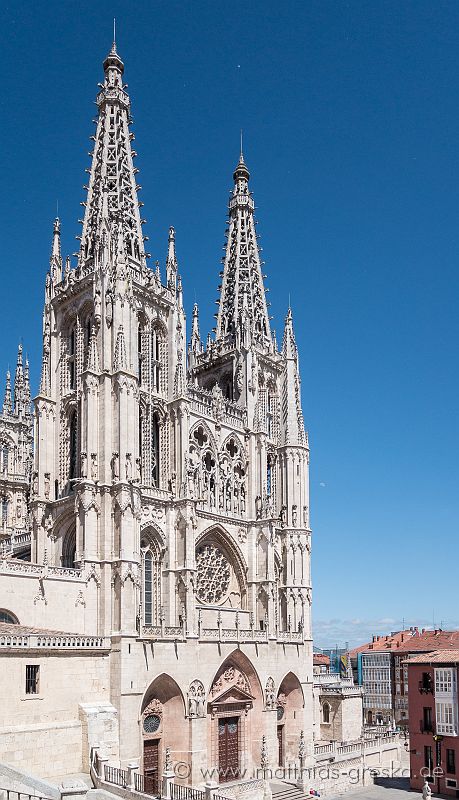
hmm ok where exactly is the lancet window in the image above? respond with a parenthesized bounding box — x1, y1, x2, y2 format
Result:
(69, 410, 78, 481)
(141, 534, 163, 626)
(69, 327, 76, 390)
(1, 495, 8, 526)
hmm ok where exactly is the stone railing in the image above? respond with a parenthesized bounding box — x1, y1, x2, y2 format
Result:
(140, 623, 303, 646)
(0, 559, 83, 579)
(214, 779, 265, 800)
(187, 386, 246, 430)
(314, 733, 399, 761)
(0, 632, 110, 650)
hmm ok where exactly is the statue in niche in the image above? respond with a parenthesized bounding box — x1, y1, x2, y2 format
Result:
(111, 452, 119, 482)
(90, 453, 98, 481)
(135, 457, 142, 483)
(265, 677, 276, 710)
(80, 451, 87, 479)
(32, 471, 38, 497)
(240, 485, 246, 514)
(188, 680, 206, 718)
(44, 473, 50, 500)
(280, 505, 287, 527)
(303, 505, 309, 527)
(255, 495, 262, 519)
(292, 505, 298, 527)
(125, 453, 132, 481)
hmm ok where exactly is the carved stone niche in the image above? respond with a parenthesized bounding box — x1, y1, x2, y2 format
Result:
(188, 679, 206, 718)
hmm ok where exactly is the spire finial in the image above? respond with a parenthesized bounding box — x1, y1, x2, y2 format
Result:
(113, 17, 116, 47)
(240, 129, 243, 160)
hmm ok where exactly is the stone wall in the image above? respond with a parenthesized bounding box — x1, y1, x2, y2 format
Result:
(0, 650, 111, 779)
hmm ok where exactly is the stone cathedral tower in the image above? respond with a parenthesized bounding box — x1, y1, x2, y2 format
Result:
(0, 42, 314, 785)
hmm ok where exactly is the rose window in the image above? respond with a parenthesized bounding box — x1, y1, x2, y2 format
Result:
(196, 544, 231, 604)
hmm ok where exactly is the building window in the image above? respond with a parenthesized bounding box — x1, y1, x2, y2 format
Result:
(435, 668, 456, 695)
(69, 328, 76, 390)
(69, 411, 78, 481)
(424, 745, 433, 772)
(1, 444, 9, 473)
(0, 609, 18, 624)
(322, 703, 330, 724)
(1, 496, 8, 525)
(420, 672, 433, 693)
(423, 707, 433, 733)
(447, 749, 456, 775)
(152, 413, 160, 487)
(436, 701, 457, 735)
(25, 665, 40, 695)
(141, 537, 162, 627)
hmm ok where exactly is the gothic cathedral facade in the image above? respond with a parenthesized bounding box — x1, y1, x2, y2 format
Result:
(0, 43, 313, 784)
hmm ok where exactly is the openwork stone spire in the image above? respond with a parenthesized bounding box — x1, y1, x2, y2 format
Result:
(50, 217, 62, 285)
(215, 152, 271, 349)
(78, 41, 147, 275)
(3, 370, 12, 415)
(282, 308, 306, 446)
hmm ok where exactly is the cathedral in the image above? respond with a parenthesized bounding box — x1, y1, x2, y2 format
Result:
(0, 41, 313, 789)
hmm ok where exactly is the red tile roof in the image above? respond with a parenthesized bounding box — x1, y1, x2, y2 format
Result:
(396, 630, 459, 653)
(313, 653, 330, 666)
(405, 650, 459, 665)
(349, 629, 415, 657)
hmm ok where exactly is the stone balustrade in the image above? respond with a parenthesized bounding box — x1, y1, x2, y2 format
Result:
(0, 632, 110, 650)
(314, 733, 400, 762)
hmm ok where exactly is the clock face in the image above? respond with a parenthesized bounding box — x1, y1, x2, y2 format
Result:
(144, 714, 161, 734)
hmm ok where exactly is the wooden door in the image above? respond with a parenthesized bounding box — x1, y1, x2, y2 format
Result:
(144, 739, 159, 795)
(218, 716, 239, 782)
(277, 725, 284, 766)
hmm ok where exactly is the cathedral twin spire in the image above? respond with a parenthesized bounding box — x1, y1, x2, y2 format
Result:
(214, 151, 272, 351)
(78, 40, 147, 275)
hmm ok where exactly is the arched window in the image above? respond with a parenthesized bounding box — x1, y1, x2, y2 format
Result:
(69, 327, 76, 390)
(151, 327, 165, 394)
(62, 528, 76, 568)
(152, 413, 160, 486)
(1, 444, 9, 474)
(0, 609, 18, 624)
(69, 411, 78, 481)
(267, 455, 273, 498)
(322, 703, 330, 724)
(1, 495, 8, 525)
(141, 536, 162, 626)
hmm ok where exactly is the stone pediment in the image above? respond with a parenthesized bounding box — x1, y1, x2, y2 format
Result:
(210, 684, 254, 706)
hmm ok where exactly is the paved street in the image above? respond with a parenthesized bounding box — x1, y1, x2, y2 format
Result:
(328, 778, 416, 800)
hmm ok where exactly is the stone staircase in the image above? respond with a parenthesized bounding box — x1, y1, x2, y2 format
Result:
(270, 782, 311, 800)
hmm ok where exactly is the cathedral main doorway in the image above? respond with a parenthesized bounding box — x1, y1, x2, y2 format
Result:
(218, 716, 239, 782)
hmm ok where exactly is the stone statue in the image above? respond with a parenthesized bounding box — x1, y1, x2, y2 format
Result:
(292, 504, 298, 527)
(125, 452, 132, 481)
(422, 782, 432, 800)
(135, 457, 142, 482)
(80, 451, 87, 479)
(255, 495, 262, 519)
(111, 452, 119, 482)
(44, 473, 50, 500)
(280, 505, 287, 527)
(90, 453, 98, 481)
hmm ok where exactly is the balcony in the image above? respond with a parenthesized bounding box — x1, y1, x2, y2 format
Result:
(420, 720, 433, 734)
(419, 679, 433, 694)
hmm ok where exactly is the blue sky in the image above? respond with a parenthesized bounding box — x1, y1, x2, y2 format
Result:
(1, 1, 458, 648)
